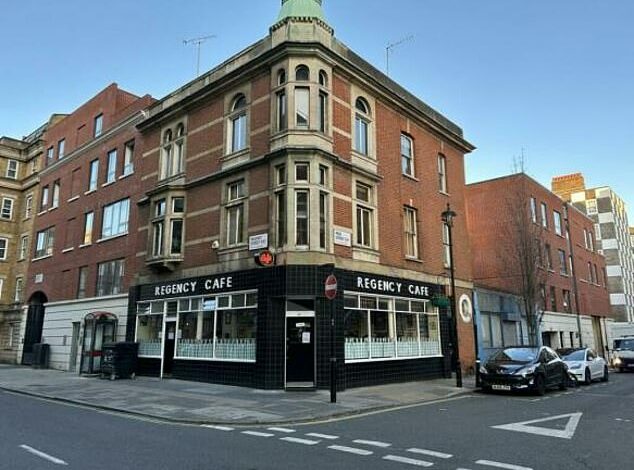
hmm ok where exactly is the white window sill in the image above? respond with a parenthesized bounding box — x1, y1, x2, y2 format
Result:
(405, 256, 423, 264)
(79, 243, 92, 249)
(32, 255, 53, 262)
(84, 189, 97, 195)
(403, 173, 419, 182)
(97, 232, 128, 244)
(102, 180, 116, 188)
(37, 210, 48, 216)
(67, 196, 80, 203)
(345, 354, 443, 364)
(174, 356, 255, 364)
(119, 172, 134, 180)
(48, 206, 58, 212)
(61, 247, 74, 253)
(439, 190, 451, 197)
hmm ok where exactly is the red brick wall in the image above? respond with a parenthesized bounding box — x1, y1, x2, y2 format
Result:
(465, 174, 611, 317)
(26, 90, 154, 302)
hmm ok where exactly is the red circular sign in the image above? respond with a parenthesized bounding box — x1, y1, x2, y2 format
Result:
(325, 274, 337, 300)
(256, 250, 274, 267)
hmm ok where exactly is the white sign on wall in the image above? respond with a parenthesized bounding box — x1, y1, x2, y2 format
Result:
(334, 229, 352, 247)
(249, 233, 269, 251)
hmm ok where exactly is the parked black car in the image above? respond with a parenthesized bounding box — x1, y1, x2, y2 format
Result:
(479, 346, 568, 395)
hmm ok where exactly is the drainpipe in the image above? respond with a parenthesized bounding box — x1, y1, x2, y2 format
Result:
(564, 203, 584, 347)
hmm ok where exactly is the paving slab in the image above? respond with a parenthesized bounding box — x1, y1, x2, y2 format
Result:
(0, 364, 475, 425)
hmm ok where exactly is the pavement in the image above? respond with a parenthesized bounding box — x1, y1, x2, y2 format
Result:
(0, 364, 475, 426)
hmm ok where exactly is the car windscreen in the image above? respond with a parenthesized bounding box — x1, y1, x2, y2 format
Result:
(614, 339, 634, 351)
(559, 349, 585, 361)
(489, 348, 539, 363)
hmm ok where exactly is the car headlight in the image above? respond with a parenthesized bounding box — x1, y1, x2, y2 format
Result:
(479, 365, 488, 375)
(517, 365, 537, 376)
(569, 362, 582, 369)
(613, 357, 622, 365)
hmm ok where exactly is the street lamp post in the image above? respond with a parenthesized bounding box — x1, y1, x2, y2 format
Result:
(442, 203, 462, 388)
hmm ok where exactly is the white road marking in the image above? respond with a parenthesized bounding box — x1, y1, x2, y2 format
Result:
(328, 445, 373, 456)
(280, 437, 320, 445)
(242, 431, 274, 437)
(306, 432, 339, 440)
(268, 427, 295, 433)
(476, 459, 533, 470)
(202, 425, 234, 431)
(491, 412, 582, 439)
(353, 439, 392, 448)
(20, 445, 68, 466)
(383, 455, 433, 467)
(407, 448, 453, 459)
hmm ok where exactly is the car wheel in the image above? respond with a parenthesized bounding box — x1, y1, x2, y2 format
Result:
(481, 385, 492, 394)
(601, 366, 609, 382)
(584, 368, 592, 385)
(534, 374, 546, 396)
(559, 370, 567, 390)
(619, 368, 625, 373)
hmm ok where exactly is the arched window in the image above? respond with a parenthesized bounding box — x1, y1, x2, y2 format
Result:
(319, 70, 328, 87)
(354, 98, 371, 156)
(176, 123, 185, 138)
(230, 94, 248, 153)
(278, 69, 286, 86)
(295, 65, 310, 81)
(174, 123, 186, 174)
(232, 94, 247, 112)
(355, 97, 370, 115)
(163, 129, 173, 144)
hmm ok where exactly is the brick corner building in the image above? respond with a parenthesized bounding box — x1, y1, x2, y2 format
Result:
(126, 0, 476, 389)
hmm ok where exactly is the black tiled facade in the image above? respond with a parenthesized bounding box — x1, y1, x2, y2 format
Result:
(128, 265, 451, 390)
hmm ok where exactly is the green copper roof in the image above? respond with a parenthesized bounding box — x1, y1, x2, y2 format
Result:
(277, 0, 326, 22)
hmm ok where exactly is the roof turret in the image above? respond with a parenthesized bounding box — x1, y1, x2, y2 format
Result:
(277, 0, 326, 23)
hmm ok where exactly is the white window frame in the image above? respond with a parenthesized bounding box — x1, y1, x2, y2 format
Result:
(94, 114, 103, 137)
(83, 212, 94, 245)
(18, 235, 28, 260)
(24, 194, 33, 219)
(540, 202, 548, 228)
(401, 134, 414, 177)
(6, 160, 18, 179)
(14, 276, 23, 303)
(1, 198, 14, 220)
(101, 198, 130, 239)
(404, 206, 418, 259)
(0, 238, 8, 260)
(438, 154, 447, 193)
(51, 181, 60, 208)
(553, 210, 562, 236)
(225, 181, 245, 246)
(89, 159, 99, 191)
(123, 140, 135, 175)
(106, 149, 117, 183)
(354, 98, 372, 157)
(530, 197, 537, 223)
(354, 182, 374, 248)
(57, 139, 65, 159)
(228, 95, 248, 154)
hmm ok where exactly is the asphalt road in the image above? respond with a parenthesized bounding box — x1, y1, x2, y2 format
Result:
(2, 373, 634, 470)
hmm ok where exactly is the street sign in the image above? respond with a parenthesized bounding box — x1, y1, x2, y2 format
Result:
(325, 274, 337, 300)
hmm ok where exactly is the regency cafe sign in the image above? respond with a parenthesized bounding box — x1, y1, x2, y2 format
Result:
(140, 275, 234, 300)
(352, 275, 437, 300)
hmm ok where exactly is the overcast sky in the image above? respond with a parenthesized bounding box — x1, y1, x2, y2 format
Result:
(1, 0, 632, 219)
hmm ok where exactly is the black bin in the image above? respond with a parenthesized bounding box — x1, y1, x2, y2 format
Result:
(32, 343, 50, 369)
(100, 342, 139, 380)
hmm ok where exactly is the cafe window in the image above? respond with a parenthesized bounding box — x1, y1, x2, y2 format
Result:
(140, 290, 259, 362)
(343, 292, 441, 362)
